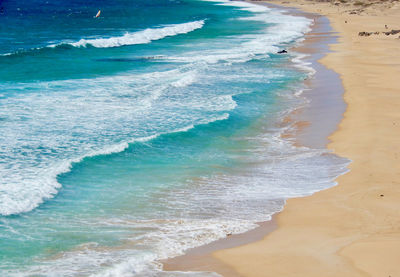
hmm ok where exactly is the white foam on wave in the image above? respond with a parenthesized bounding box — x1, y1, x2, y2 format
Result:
(9, 218, 250, 277)
(0, 63, 233, 216)
(291, 52, 317, 77)
(0, 0, 315, 226)
(163, 1, 312, 65)
(50, 20, 204, 48)
(5, 114, 349, 277)
(0, 20, 204, 57)
(0, 2, 347, 277)
(215, 0, 270, 13)
(94, 219, 250, 277)
(0, 116, 230, 217)
(170, 70, 198, 88)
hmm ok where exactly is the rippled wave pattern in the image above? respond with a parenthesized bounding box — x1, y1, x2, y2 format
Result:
(0, 0, 348, 276)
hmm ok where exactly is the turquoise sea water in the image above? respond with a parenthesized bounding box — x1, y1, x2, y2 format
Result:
(0, 0, 348, 276)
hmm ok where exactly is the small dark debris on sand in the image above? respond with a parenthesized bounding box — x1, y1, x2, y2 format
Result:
(359, 31, 373, 36)
(384, 29, 400, 36)
(358, 30, 400, 37)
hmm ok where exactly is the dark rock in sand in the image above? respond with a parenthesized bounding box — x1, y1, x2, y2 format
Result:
(384, 29, 400, 36)
(358, 31, 373, 36)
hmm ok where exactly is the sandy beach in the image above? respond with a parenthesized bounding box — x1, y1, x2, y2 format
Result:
(164, 0, 400, 276)
(211, 0, 400, 276)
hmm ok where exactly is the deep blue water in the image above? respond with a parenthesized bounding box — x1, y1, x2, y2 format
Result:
(0, 0, 348, 276)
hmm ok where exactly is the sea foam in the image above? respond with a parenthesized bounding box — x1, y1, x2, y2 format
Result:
(0, 1, 350, 277)
(0, 0, 312, 218)
(0, 62, 231, 216)
(50, 20, 205, 48)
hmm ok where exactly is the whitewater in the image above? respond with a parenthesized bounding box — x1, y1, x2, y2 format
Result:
(0, 1, 313, 217)
(52, 20, 205, 48)
(0, 1, 349, 276)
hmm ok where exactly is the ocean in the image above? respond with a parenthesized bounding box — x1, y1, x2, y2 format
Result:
(0, 0, 348, 276)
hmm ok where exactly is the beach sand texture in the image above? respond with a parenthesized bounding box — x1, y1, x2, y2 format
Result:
(213, 0, 400, 276)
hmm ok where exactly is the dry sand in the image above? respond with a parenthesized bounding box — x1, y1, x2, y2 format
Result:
(212, 0, 400, 276)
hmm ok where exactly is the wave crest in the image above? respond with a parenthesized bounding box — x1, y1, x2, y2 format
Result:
(51, 20, 205, 49)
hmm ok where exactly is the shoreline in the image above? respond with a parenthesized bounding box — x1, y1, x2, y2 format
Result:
(162, 4, 347, 276)
(162, 218, 277, 276)
(212, 1, 400, 276)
